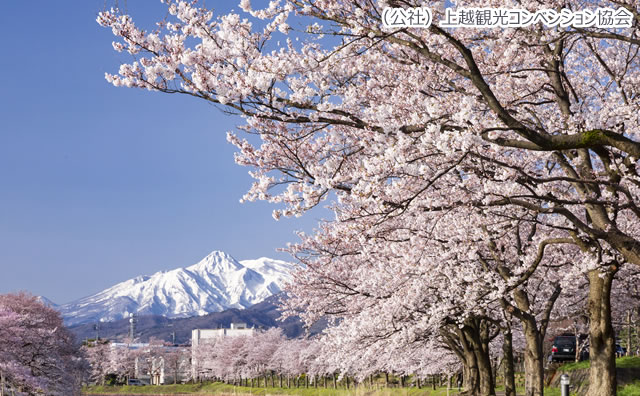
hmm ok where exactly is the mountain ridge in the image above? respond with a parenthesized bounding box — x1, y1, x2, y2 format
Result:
(68, 293, 316, 343)
(58, 251, 295, 326)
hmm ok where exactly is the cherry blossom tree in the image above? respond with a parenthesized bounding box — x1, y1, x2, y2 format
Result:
(84, 337, 191, 385)
(270, 337, 309, 387)
(98, 1, 640, 395)
(0, 306, 41, 394)
(246, 328, 286, 386)
(82, 341, 112, 386)
(191, 337, 219, 381)
(0, 292, 85, 396)
(604, 265, 640, 357)
(281, 204, 589, 395)
(107, 339, 139, 384)
(159, 345, 191, 384)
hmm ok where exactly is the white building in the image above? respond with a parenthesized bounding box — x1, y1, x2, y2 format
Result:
(191, 322, 255, 347)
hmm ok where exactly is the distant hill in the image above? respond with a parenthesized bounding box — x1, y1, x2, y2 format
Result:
(58, 251, 296, 326)
(68, 294, 322, 343)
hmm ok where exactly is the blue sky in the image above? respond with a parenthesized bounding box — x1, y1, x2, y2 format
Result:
(0, 1, 324, 304)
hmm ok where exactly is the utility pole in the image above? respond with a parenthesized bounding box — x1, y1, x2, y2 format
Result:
(167, 323, 176, 345)
(129, 313, 137, 340)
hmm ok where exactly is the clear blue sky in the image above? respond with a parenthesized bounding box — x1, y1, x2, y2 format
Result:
(0, 1, 324, 304)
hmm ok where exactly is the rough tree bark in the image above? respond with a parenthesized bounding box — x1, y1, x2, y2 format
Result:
(442, 318, 496, 396)
(442, 325, 480, 395)
(587, 268, 618, 396)
(627, 310, 632, 357)
(502, 322, 516, 396)
(500, 282, 560, 396)
(467, 321, 495, 396)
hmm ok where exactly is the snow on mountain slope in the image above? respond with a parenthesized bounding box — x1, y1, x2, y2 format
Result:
(59, 251, 295, 326)
(36, 295, 58, 307)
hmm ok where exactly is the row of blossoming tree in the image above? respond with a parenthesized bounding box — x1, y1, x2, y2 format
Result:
(97, 0, 640, 395)
(191, 327, 459, 388)
(84, 328, 461, 388)
(0, 293, 85, 396)
(83, 338, 191, 386)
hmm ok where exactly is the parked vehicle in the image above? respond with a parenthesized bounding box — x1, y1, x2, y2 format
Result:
(127, 379, 145, 386)
(550, 335, 577, 362)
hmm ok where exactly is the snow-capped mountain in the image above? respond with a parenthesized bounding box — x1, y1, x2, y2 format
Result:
(36, 295, 58, 307)
(59, 251, 296, 326)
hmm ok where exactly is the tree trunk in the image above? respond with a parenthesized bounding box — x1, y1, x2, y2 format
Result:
(586, 268, 617, 396)
(462, 347, 481, 395)
(462, 320, 495, 395)
(575, 323, 581, 362)
(627, 310, 632, 356)
(636, 307, 640, 356)
(506, 284, 560, 396)
(522, 321, 544, 396)
(502, 325, 516, 396)
(333, 373, 337, 389)
(442, 320, 496, 396)
(477, 357, 495, 396)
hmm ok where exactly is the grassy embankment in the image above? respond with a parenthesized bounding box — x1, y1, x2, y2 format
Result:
(549, 356, 640, 396)
(559, 356, 640, 372)
(84, 382, 463, 396)
(84, 358, 640, 396)
(83, 382, 640, 396)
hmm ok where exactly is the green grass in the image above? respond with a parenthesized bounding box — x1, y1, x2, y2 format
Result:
(557, 356, 640, 372)
(619, 381, 640, 396)
(82, 382, 640, 396)
(84, 366, 640, 396)
(85, 383, 204, 394)
(556, 360, 590, 371)
(547, 357, 640, 395)
(84, 382, 466, 395)
(616, 357, 640, 369)
(542, 387, 561, 396)
(540, 382, 640, 396)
